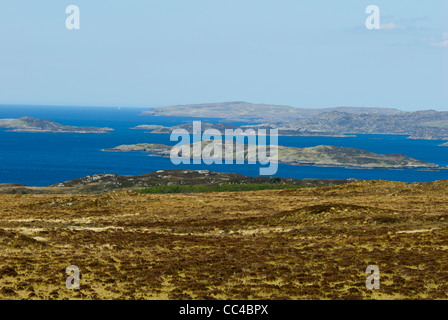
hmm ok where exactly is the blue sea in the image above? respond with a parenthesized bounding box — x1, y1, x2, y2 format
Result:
(1, 105, 448, 187)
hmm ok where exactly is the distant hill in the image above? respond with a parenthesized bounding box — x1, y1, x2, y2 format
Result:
(103, 142, 440, 170)
(142, 102, 448, 140)
(133, 122, 240, 134)
(0, 170, 351, 194)
(132, 122, 352, 137)
(142, 102, 401, 122)
(0, 117, 113, 133)
(290, 110, 448, 140)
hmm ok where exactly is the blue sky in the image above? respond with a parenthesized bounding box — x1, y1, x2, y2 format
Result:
(0, 0, 447, 110)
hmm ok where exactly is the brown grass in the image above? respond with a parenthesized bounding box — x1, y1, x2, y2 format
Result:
(0, 180, 447, 300)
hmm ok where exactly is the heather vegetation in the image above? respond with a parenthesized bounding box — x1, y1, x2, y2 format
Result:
(0, 180, 446, 299)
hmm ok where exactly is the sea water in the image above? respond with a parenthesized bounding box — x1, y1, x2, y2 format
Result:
(0, 105, 448, 186)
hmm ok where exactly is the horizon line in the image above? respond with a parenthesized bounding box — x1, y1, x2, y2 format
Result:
(0, 102, 446, 113)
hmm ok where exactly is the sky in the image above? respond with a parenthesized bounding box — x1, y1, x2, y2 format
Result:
(0, 0, 447, 111)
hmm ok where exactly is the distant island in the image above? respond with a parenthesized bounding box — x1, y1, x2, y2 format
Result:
(142, 102, 448, 140)
(289, 110, 448, 140)
(142, 101, 401, 122)
(0, 117, 114, 133)
(132, 122, 353, 137)
(103, 142, 441, 170)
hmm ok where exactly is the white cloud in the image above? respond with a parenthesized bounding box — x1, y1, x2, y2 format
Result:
(380, 22, 404, 30)
(422, 33, 448, 47)
(431, 39, 448, 47)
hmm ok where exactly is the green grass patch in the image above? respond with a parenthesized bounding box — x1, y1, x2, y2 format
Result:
(135, 184, 307, 194)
